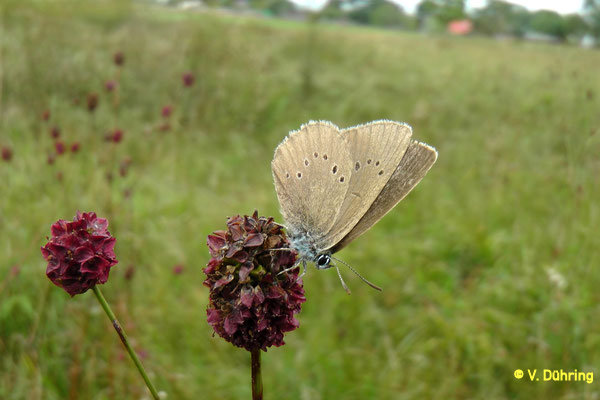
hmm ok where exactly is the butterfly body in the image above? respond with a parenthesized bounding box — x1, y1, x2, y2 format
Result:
(272, 120, 437, 289)
(286, 228, 332, 269)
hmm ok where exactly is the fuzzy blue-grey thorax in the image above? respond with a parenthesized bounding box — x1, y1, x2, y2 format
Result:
(287, 229, 332, 269)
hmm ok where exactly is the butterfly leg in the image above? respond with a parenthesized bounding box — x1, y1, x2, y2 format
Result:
(298, 260, 307, 279)
(275, 222, 289, 230)
(276, 260, 301, 276)
(270, 247, 295, 253)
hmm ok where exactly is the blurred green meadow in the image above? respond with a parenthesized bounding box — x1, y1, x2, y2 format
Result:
(1, 1, 600, 399)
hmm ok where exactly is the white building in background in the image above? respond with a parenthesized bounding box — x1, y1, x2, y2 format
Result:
(178, 0, 204, 10)
(581, 34, 596, 49)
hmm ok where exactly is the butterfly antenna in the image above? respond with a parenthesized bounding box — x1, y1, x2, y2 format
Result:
(334, 264, 351, 295)
(332, 256, 383, 292)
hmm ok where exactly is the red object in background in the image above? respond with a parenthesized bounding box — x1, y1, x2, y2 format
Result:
(182, 72, 195, 87)
(114, 51, 125, 66)
(55, 141, 66, 155)
(448, 19, 473, 35)
(2, 146, 13, 161)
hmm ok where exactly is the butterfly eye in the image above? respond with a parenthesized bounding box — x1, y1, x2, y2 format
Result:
(316, 254, 330, 267)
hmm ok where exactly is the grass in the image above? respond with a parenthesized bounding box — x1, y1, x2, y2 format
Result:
(1, 1, 600, 399)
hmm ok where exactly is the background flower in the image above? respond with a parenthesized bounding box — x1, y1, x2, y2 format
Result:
(87, 93, 99, 112)
(41, 211, 118, 296)
(105, 80, 117, 92)
(1, 146, 12, 161)
(182, 72, 195, 87)
(113, 51, 124, 66)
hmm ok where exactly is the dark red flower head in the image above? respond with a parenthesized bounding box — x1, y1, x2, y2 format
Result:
(1, 146, 12, 162)
(41, 211, 118, 296)
(111, 129, 124, 143)
(114, 51, 125, 66)
(161, 105, 173, 118)
(70, 142, 81, 153)
(173, 264, 184, 275)
(55, 141, 66, 155)
(87, 93, 99, 112)
(105, 80, 117, 92)
(50, 126, 61, 139)
(182, 72, 195, 87)
(204, 212, 305, 351)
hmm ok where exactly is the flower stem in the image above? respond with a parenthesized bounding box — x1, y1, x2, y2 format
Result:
(251, 348, 263, 400)
(92, 286, 160, 400)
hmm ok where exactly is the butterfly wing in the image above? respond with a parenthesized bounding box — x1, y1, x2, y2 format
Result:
(271, 121, 353, 242)
(319, 120, 413, 251)
(330, 139, 438, 254)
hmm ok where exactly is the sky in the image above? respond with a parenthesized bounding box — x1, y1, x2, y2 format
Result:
(289, 0, 586, 15)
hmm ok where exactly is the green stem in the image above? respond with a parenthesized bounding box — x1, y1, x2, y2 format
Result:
(251, 348, 263, 400)
(92, 286, 160, 400)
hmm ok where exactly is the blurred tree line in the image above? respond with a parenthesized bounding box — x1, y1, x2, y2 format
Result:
(180, 0, 600, 43)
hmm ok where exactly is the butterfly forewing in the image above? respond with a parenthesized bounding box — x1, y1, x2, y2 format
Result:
(272, 121, 353, 241)
(319, 121, 413, 251)
(330, 140, 438, 254)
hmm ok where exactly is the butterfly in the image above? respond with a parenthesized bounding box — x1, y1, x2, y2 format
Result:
(271, 120, 437, 292)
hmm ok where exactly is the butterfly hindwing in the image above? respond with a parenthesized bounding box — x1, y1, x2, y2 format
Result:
(330, 139, 438, 254)
(319, 121, 413, 251)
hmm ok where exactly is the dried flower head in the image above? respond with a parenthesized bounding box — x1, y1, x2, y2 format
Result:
(87, 93, 99, 112)
(114, 51, 125, 66)
(1, 146, 12, 162)
(119, 157, 132, 177)
(41, 211, 118, 296)
(182, 72, 195, 87)
(124, 264, 135, 280)
(204, 212, 306, 351)
(42, 110, 51, 121)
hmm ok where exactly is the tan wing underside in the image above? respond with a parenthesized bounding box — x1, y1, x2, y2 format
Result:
(319, 121, 412, 250)
(271, 121, 352, 239)
(329, 140, 438, 254)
